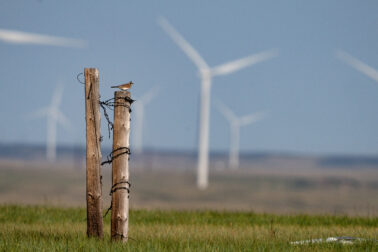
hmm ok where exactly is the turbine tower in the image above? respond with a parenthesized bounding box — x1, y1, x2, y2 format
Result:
(133, 87, 159, 154)
(31, 85, 71, 162)
(336, 50, 378, 83)
(158, 16, 278, 189)
(0, 28, 86, 47)
(215, 100, 265, 170)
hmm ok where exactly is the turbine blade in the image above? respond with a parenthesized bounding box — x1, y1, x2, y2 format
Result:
(27, 107, 50, 119)
(336, 50, 378, 83)
(214, 98, 237, 122)
(56, 110, 72, 131)
(140, 87, 159, 105)
(51, 84, 64, 108)
(158, 16, 209, 70)
(239, 111, 267, 126)
(211, 49, 279, 76)
(0, 28, 86, 48)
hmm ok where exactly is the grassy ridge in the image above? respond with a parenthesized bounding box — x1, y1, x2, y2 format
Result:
(0, 205, 376, 251)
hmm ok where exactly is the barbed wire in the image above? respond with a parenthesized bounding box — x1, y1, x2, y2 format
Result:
(99, 95, 133, 218)
(99, 96, 134, 138)
(100, 96, 134, 112)
(104, 180, 131, 217)
(78, 74, 134, 221)
(99, 101, 114, 139)
(77, 72, 84, 84)
(111, 180, 131, 194)
(101, 147, 131, 166)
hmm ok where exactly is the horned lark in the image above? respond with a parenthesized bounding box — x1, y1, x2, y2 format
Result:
(111, 81, 134, 90)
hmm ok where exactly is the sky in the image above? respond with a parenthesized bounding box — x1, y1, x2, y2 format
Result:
(0, 1, 377, 155)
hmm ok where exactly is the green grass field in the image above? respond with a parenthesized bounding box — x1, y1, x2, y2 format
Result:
(0, 205, 376, 251)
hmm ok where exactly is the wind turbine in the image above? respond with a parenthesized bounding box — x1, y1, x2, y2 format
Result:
(336, 50, 378, 83)
(30, 85, 71, 162)
(158, 16, 278, 189)
(0, 28, 86, 47)
(133, 87, 159, 154)
(215, 100, 266, 170)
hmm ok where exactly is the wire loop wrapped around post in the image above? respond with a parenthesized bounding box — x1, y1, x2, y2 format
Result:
(99, 93, 134, 228)
(101, 147, 131, 166)
(99, 96, 134, 139)
(109, 91, 132, 242)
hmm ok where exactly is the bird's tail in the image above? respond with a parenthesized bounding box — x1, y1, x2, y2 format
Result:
(111, 86, 117, 88)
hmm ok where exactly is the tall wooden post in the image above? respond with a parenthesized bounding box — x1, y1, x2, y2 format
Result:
(84, 68, 104, 238)
(111, 91, 132, 242)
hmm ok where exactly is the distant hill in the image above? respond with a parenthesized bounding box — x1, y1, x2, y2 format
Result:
(0, 143, 85, 161)
(0, 143, 377, 170)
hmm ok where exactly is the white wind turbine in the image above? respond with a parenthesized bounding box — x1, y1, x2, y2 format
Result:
(336, 50, 378, 83)
(0, 28, 86, 47)
(133, 87, 159, 154)
(30, 85, 71, 162)
(158, 16, 278, 189)
(215, 100, 266, 170)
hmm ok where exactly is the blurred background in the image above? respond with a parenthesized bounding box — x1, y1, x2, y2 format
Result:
(0, 1, 377, 216)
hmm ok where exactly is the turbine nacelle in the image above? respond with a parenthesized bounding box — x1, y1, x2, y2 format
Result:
(199, 68, 212, 79)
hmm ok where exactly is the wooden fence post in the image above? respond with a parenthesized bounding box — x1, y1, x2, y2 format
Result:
(111, 91, 132, 242)
(84, 68, 104, 238)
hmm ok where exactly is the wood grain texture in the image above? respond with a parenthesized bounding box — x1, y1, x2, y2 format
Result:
(111, 91, 131, 242)
(84, 68, 103, 238)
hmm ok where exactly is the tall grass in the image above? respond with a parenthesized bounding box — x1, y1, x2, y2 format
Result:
(0, 205, 376, 251)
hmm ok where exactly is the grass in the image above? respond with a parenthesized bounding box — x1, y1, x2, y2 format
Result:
(0, 205, 376, 251)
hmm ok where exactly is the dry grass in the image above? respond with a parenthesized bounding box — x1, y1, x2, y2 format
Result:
(0, 159, 377, 216)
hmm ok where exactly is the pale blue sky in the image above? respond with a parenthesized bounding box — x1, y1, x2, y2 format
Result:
(0, 1, 377, 155)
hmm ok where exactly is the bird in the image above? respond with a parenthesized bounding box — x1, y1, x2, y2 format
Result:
(111, 81, 134, 90)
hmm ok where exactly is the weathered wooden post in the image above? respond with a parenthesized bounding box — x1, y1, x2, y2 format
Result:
(111, 90, 132, 242)
(84, 68, 104, 238)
